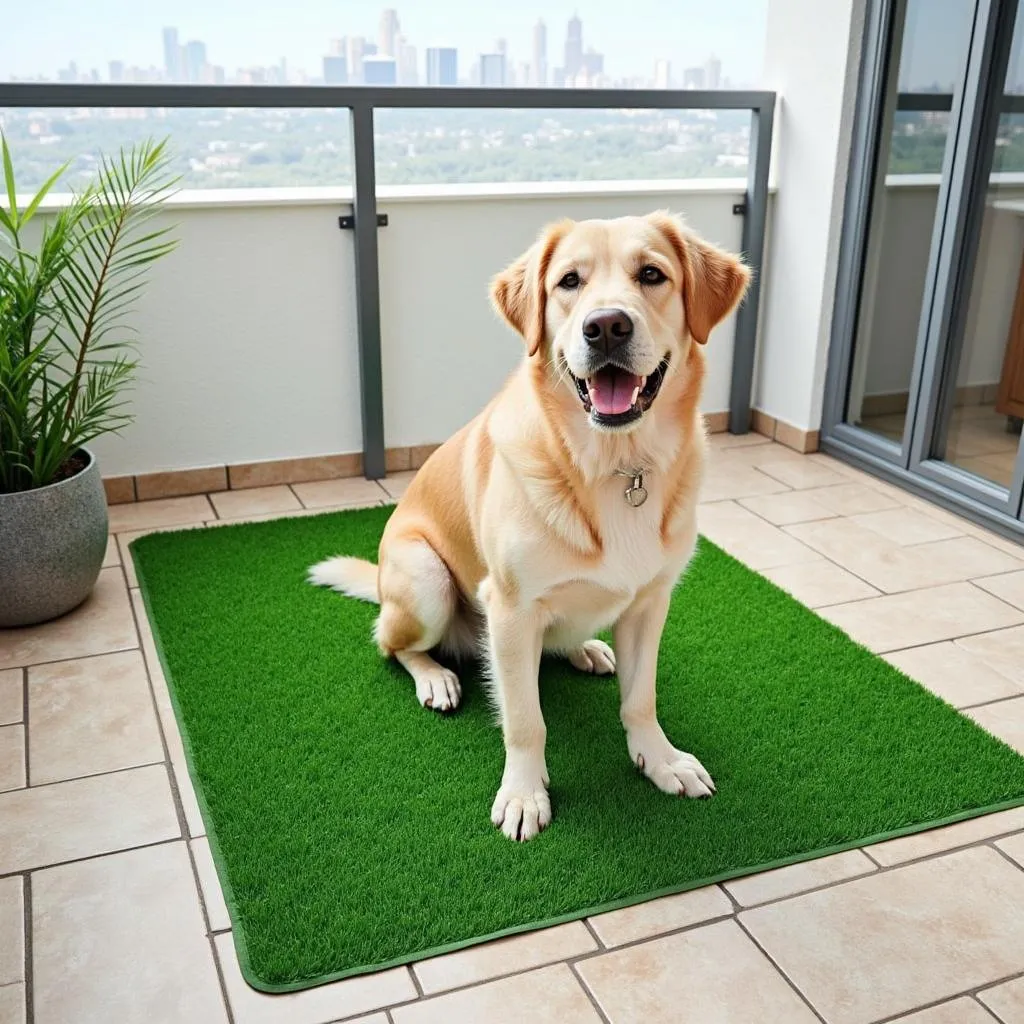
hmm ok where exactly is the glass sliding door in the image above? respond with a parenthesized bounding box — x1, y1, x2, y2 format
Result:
(824, 0, 1024, 537)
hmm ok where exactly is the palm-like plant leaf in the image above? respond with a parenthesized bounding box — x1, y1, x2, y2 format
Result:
(0, 135, 177, 492)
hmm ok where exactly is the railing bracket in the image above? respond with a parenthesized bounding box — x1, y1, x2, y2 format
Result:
(732, 202, 747, 215)
(339, 213, 388, 229)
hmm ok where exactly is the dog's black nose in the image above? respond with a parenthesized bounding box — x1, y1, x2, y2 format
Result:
(582, 308, 634, 353)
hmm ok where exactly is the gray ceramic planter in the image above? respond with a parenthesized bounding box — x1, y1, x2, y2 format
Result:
(0, 449, 109, 628)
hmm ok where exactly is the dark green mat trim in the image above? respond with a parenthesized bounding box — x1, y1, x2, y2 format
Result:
(131, 508, 1024, 993)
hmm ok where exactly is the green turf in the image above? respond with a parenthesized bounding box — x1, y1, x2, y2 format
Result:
(131, 506, 1024, 992)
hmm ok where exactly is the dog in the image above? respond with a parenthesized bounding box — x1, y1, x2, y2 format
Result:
(310, 211, 750, 841)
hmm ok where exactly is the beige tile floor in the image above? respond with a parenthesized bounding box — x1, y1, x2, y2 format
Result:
(4, 439, 1024, 1023)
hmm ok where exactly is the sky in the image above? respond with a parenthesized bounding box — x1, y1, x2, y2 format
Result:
(1, 0, 768, 83)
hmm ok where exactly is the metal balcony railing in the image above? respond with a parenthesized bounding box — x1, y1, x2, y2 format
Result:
(0, 82, 776, 477)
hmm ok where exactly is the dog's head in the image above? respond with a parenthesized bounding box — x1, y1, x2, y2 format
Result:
(491, 212, 750, 432)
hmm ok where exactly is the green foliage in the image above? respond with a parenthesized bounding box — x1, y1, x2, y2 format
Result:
(0, 137, 177, 493)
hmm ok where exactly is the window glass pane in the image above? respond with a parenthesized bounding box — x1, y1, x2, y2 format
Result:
(845, 0, 974, 444)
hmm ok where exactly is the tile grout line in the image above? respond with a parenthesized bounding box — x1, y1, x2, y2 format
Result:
(3, 642, 142, 675)
(566, 911, 737, 966)
(408, 961, 425, 998)
(869, 966, 1024, 1024)
(733, 916, 829, 1024)
(126, 586, 193, 840)
(20, 759, 167, 793)
(989, 839, 1024, 875)
(22, 872, 33, 1024)
(21, 669, 30, 788)
(861, 846, 885, 869)
(205, 933, 237, 1024)
(581, 917, 605, 950)
(0, 835, 184, 883)
(567, 961, 613, 1024)
(958, 690, 1024, 713)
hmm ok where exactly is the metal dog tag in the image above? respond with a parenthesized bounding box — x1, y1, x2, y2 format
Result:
(625, 473, 648, 507)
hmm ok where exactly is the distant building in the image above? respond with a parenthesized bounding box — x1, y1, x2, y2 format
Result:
(328, 38, 346, 57)
(162, 27, 181, 82)
(654, 59, 672, 89)
(480, 53, 507, 87)
(183, 40, 207, 84)
(323, 55, 348, 85)
(426, 48, 458, 86)
(564, 13, 583, 78)
(532, 20, 547, 86)
(108, 60, 125, 83)
(346, 36, 365, 83)
(683, 66, 706, 89)
(363, 56, 397, 85)
(378, 9, 400, 57)
(705, 55, 722, 90)
(398, 38, 418, 84)
(583, 49, 603, 77)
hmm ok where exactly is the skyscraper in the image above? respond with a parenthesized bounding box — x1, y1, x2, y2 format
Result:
(363, 55, 397, 85)
(564, 13, 583, 78)
(480, 53, 506, 86)
(654, 59, 672, 89)
(683, 66, 706, 89)
(323, 54, 348, 84)
(108, 60, 125, 83)
(532, 20, 547, 87)
(378, 9, 400, 57)
(705, 55, 722, 90)
(426, 48, 458, 86)
(162, 27, 181, 82)
(398, 38, 418, 85)
(347, 36, 365, 84)
(183, 40, 207, 84)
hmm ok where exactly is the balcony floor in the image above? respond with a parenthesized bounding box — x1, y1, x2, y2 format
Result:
(3, 435, 1024, 1023)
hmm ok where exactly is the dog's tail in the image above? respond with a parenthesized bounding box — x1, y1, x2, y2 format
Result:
(307, 556, 380, 603)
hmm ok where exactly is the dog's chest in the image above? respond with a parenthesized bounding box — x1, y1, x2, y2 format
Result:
(583, 478, 671, 592)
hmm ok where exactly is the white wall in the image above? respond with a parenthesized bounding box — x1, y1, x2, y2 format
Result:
(755, 0, 865, 431)
(32, 182, 747, 477)
(92, 197, 363, 476)
(378, 184, 746, 448)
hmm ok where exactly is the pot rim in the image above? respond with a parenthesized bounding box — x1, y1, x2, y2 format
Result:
(0, 447, 97, 499)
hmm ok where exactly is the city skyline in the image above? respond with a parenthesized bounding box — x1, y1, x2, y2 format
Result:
(0, 0, 766, 87)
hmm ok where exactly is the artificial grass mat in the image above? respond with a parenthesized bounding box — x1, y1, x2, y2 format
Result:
(131, 505, 1024, 992)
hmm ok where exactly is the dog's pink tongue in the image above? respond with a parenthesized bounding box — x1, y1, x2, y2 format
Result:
(588, 369, 642, 415)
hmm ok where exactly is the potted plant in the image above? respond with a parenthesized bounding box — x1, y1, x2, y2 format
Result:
(0, 137, 177, 627)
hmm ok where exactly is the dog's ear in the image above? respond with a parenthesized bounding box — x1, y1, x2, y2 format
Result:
(490, 220, 572, 357)
(649, 211, 750, 345)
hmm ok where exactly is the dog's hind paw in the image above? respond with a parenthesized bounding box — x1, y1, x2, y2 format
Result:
(567, 639, 616, 675)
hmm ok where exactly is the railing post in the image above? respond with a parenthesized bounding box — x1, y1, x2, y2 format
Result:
(349, 101, 387, 480)
(729, 99, 775, 434)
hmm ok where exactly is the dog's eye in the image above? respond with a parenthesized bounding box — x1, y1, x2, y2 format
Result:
(638, 265, 668, 285)
(557, 270, 581, 290)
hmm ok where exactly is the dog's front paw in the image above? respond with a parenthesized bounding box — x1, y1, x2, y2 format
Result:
(567, 639, 616, 675)
(629, 729, 715, 799)
(490, 770, 551, 842)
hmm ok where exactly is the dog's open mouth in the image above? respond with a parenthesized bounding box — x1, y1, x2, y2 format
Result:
(572, 358, 669, 427)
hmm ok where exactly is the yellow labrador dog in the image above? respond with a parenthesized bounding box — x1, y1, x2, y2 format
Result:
(310, 212, 749, 841)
